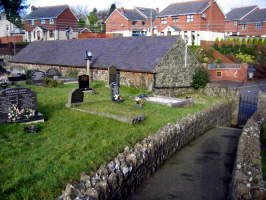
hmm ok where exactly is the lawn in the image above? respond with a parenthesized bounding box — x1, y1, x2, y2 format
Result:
(0, 82, 222, 200)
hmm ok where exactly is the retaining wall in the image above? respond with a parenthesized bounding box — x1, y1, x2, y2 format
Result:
(57, 101, 232, 200)
(230, 91, 266, 200)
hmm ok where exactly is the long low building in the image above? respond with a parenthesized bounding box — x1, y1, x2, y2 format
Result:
(10, 36, 200, 91)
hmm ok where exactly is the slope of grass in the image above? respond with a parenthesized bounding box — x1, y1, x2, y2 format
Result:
(0, 82, 221, 200)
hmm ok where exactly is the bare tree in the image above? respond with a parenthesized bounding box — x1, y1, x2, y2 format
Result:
(70, 5, 90, 19)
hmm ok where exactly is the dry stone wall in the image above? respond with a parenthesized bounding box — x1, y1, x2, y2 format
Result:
(57, 101, 232, 200)
(230, 91, 266, 200)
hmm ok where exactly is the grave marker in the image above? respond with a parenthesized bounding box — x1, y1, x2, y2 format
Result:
(108, 66, 120, 86)
(110, 82, 120, 102)
(46, 68, 61, 79)
(0, 87, 44, 123)
(65, 88, 84, 107)
(78, 75, 90, 91)
(29, 70, 46, 85)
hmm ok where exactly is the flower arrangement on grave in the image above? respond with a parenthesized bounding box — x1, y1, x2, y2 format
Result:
(0, 76, 8, 88)
(114, 94, 124, 103)
(135, 96, 144, 105)
(8, 104, 35, 122)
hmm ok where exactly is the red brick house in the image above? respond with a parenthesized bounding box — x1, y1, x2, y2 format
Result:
(23, 5, 78, 42)
(238, 9, 266, 37)
(105, 7, 157, 37)
(155, 0, 225, 45)
(224, 6, 258, 36)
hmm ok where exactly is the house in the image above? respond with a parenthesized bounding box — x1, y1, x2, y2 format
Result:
(224, 6, 258, 36)
(238, 9, 266, 37)
(0, 13, 25, 43)
(23, 5, 78, 42)
(155, 0, 225, 45)
(10, 37, 200, 92)
(105, 7, 158, 37)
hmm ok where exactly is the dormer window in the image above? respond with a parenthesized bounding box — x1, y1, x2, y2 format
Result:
(50, 18, 54, 24)
(41, 19, 45, 24)
(187, 15, 193, 22)
(161, 17, 167, 24)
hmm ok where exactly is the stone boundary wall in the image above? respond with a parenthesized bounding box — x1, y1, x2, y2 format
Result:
(57, 101, 232, 200)
(230, 91, 266, 200)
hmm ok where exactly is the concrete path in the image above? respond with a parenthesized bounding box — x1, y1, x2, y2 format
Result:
(129, 127, 242, 200)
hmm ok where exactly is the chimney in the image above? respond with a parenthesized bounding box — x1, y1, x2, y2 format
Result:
(121, 7, 125, 13)
(156, 8, 159, 13)
(31, 6, 37, 12)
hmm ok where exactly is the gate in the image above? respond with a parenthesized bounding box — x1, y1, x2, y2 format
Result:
(238, 95, 257, 126)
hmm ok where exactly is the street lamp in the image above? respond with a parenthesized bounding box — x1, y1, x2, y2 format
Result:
(85, 50, 92, 82)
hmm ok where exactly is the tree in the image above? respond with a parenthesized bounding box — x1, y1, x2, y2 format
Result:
(108, 3, 116, 16)
(70, 5, 89, 19)
(78, 18, 86, 28)
(88, 8, 98, 25)
(192, 67, 209, 89)
(0, 0, 28, 28)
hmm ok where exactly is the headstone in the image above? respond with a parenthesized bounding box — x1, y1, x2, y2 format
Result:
(0, 87, 44, 123)
(46, 68, 61, 79)
(78, 75, 90, 91)
(65, 88, 84, 108)
(110, 82, 120, 102)
(108, 66, 120, 86)
(30, 70, 46, 84)
(0, 59, 4, 66)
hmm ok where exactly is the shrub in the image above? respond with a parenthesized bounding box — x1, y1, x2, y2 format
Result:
(214, 58, 222, 63)
(263, 38, 266, 45)
(192, 67, 209, 89)
(220, 38, 224, 42)
(258, 38, 263, 45)
(253, 38, 258, 45)
(43, 77, 62, 88)
(236, 38, 241, 45)
(247, 38, 252, 45)
(66, 68, 78, 78)
(235, 53, 255, 63)
(226, 38, 231, 42)
(14, 41, 30, 45)
(242, 39, 247, 45)
(25, 79, 32, 85)
(212, 43, 219, 50)
(215, 37, 220, 42)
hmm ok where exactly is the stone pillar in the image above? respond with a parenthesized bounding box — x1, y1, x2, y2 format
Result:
(258, 91, 266, 118)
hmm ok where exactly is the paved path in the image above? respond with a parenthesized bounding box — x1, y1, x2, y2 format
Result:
(129, 127, 242, 200)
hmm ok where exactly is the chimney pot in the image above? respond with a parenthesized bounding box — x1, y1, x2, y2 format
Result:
(121, 7, 125, 13)
(156, 8, 159, 13)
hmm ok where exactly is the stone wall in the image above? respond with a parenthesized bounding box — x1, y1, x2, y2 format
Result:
(0, 55, 13, 67)
(230, 92, 266, 200)
(154, 37, 200, 88)
(8, 63, 154, 90)
(57, 101, 232, 200)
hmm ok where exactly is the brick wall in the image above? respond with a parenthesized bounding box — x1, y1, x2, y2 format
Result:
(238, 22, 266, 36)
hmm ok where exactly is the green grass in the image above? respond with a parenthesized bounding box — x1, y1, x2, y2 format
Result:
(0, 82, 221, 200)
(261, 123, 266, 180)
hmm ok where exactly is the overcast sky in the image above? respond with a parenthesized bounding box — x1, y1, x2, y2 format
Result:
(27, 0, 266, 14)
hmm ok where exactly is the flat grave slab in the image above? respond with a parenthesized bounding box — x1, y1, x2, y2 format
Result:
(146, 96, 193, 107)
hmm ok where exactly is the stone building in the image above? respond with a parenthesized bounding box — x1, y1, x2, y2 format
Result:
(10, 36, 200, 91)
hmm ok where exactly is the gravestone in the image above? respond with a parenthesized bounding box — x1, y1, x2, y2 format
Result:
(108, 66, 120, 86)
(78, 75, 91, 91)
(110, 82, 120, 102)
(46, 68, 61, 79)
(29, 70, 46, 85)
(0, 87, 44, 123)
(65, 88, 84, 108)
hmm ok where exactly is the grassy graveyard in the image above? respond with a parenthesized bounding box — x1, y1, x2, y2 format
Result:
(0, 82, 223, 200)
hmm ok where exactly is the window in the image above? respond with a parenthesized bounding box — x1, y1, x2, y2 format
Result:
(161, 32, 164, 36)
(233, 21, 238, 26)
(132, 21, 137, 25)
(41, 19, 45, 24)
(172, 16, 178, 23)
(142, 21, 145, 26)
(6, 25, 9, 31)
(49, 30, 54, 38)
(242, 24, 246, 30)
(50, 18, 54, 24)
(256, 23, 262, 29)
(216, 71, 222, 77)
(30, 19, 34, 26)
(161, 17, 167, 24)
(187, 15, 193, 22)
(33, 31, 36, 39)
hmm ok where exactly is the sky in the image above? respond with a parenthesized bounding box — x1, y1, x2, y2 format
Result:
(27, 0, 266, 14)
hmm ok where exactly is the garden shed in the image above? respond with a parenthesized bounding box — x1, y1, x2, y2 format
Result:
(10, 36, 200, 91)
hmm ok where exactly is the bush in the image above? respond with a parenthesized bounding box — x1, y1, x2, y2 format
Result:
(236, 38, 241, 45)
(215, 37, 220, 42)
(253, 38, 258, 45)
(258, 38, 263, 45)
(263, 38, 266, 45)
(212, 43, 219, 50)
(43, 77, 62, 88)
(214, 58, 222, 63)
(14, 41, 30, 45)
(235, 53, 255, 63)
(242, 39, 247, 45)
(192, 67, 209, 89)
(25, 79, 32, 85)
(247, 38, 252, 45)
(66, 68, 78, 78)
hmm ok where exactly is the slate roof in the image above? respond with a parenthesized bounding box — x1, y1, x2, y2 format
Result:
(11, 37, 179, 72)
(168, 26, 182, 31)
(136, 7, 157, 21)
(239, 9, 266, 24)
(118, 9, 146, 21)
(24, 5, 69, 20)
(225, 6, 257, 21)
(158, 1, 210, 17)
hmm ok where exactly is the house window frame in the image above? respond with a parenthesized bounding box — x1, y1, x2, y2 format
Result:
(132, 21, 137, 26)
(242, 24, 246, 30)
(142, 21, 145, 26)
(41, 19, 46, 24)
(172, 16, 179, 23)
(50, 18, 54, 24)
(6, 25, 9, 31)
(161, 17, 167, 24)
(256, 23, 262, 29)
(30, 19, 35, 26)
(233, 20, 238, 26)
(216, 71, 222, 77)
(49, 30, 54, 38)
(187, 15, 194, 23)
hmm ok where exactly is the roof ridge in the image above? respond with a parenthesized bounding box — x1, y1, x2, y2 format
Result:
(169, 0, 208, 6)
(33, 4, 68, 9)
(136, 7, 156, 10)
(232, 5, 257, 10)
